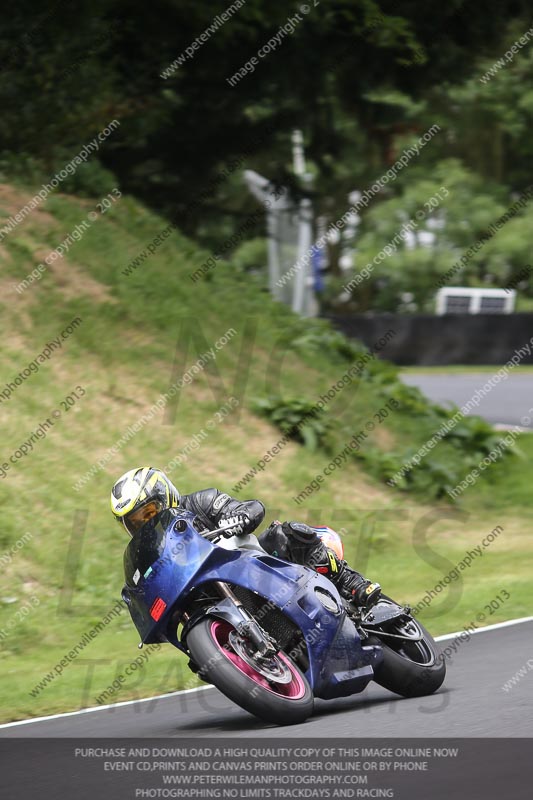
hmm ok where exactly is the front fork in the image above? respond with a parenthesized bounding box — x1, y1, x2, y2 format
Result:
(182, 581, 277, 657)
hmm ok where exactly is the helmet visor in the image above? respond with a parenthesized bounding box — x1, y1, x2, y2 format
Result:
(123, 499, 164, 536)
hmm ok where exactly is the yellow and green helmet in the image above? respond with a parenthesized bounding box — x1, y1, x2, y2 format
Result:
(110, 466, 180, 536)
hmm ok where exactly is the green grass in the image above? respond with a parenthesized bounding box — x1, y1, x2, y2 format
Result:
(1, 183, 532, 723)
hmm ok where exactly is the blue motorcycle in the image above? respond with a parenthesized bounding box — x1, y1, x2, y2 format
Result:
(122, 509, 445, 725)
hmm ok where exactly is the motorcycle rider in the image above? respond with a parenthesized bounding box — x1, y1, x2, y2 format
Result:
(110, 466, 381, 608)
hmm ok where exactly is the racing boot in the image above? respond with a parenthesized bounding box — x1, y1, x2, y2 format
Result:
(335, 563, 382, 608)
(312, 547, 382, 609)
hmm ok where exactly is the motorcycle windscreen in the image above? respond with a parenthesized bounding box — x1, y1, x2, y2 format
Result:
(123, 518, 166, 586)
(122, 508, 224, 643)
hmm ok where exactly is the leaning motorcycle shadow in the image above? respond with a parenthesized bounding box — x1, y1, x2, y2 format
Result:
(311, 685, 453, 720)
(173, 684, 453, 733)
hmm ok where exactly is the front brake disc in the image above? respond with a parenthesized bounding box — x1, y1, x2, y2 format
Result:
(228, 631, 293, 684)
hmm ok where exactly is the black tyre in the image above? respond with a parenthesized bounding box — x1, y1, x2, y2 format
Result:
(367, 615, 446, 698)
(186, 617, 314, 725)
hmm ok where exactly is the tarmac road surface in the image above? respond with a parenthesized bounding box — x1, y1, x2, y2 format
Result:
(402, 372, 533, 428)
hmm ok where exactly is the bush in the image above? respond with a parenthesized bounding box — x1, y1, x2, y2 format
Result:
(252, 396, 335, 452)
(0, 151, 118, 198)
(231, 237, 268, 273)
(59, 160, 119, 198)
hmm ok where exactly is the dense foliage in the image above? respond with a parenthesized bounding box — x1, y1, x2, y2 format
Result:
(2, 3, 533, 309)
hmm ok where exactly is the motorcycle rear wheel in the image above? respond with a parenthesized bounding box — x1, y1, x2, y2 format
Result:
(186, 617, 314, 725)
(366, 615, 446, 698)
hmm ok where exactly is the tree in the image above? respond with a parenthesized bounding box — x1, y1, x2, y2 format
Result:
(1, 0, 530, 247)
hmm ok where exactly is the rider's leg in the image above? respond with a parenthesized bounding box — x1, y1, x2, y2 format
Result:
(259, 521, 381, 608)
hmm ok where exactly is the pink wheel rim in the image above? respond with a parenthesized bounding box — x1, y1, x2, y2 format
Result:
(210, 620, 307, 699)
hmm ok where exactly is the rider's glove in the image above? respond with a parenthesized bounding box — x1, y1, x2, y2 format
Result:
(220, 514, 249, 537)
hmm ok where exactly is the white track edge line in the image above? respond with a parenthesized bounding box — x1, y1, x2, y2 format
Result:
(2, 615, 532, 730)
(434, 615, 533, 641)
(0, 685, 212, 729)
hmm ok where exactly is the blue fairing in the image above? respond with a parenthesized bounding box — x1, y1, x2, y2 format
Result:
(122, 509, 382, 699)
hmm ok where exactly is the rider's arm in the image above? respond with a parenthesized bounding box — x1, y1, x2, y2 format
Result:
(180, 488, 265, 535)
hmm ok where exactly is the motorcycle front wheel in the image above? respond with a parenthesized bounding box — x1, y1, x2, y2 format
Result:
(186, 617, 314, 725)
